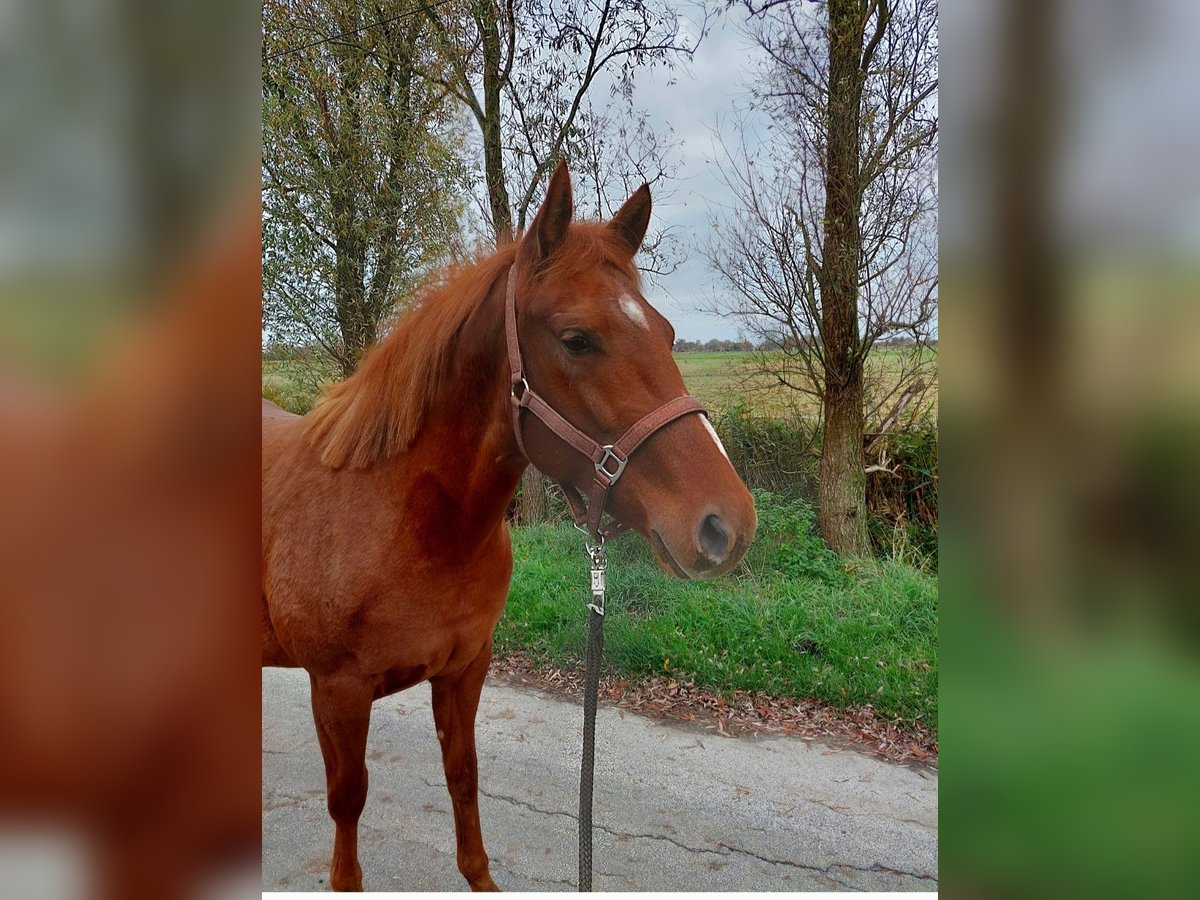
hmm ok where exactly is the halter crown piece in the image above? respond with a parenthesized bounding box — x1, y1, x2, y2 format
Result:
(504, 266, 706, 543)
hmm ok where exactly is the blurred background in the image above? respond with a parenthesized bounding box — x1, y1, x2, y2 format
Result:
(941, 0, 1200, 895)
(3, 0, 1199, 897)
(0, 1, 260, 898)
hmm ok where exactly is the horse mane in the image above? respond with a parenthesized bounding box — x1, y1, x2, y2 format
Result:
(305, 222, 638, 469)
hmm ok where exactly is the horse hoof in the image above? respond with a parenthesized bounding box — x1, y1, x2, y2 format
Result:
(330, 864, 363, 891)
(470, 874, 501, 891)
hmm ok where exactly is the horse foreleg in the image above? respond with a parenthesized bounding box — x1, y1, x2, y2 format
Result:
(310, 672, 373, 891)
(431, 647, 500, 892)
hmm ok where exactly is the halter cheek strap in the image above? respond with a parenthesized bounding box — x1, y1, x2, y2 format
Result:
(504, 266, 706, 542)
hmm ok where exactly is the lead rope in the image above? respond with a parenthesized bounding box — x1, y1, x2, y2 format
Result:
(578, 536, 607, 891)
(503, 264, 703, 890)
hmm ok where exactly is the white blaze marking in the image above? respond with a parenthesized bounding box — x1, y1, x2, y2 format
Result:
(618, 293, 649, 330)
(701, 416, 729, 460)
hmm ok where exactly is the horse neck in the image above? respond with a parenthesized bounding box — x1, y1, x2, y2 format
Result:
(400, 270, 525, 529)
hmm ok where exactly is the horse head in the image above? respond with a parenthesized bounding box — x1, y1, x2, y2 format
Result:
(509, 162, 756, 578)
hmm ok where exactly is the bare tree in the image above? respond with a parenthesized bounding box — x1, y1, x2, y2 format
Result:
(421, 0, 701, 518)
(262, 0, 468, 378)
(708, 0, 937, 555)
(423, 0, 697, 260)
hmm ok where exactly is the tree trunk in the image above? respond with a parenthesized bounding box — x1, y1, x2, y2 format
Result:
(516, 468, 548, 524)
(474, 2, 534, 511)
(817, 0, 873, 556)
(333, 206, 368, 378)
(478, 0, 513, 243)
(819, 377, 871, 555)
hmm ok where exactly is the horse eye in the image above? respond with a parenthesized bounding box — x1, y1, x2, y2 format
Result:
(561, 332, 592, 355)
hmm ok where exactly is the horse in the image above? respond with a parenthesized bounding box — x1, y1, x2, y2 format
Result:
(261, 161, 757, 891)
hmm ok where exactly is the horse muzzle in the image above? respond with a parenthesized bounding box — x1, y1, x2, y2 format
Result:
(650, 503, 756, 580)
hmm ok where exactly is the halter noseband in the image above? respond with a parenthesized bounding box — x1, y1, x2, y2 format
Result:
(504, 265, 706, 542)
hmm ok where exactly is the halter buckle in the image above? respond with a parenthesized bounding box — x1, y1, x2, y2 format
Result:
(595, 446, 627, 484)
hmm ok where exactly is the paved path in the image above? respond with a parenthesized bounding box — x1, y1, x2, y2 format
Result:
(263, 667, 937, 892)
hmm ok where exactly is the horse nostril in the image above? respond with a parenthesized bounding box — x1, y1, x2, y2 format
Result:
(698, 513, 730, 563)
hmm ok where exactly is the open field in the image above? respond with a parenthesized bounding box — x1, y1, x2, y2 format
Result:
(263, 348, 938, 420)
(677, 349, 939, 419)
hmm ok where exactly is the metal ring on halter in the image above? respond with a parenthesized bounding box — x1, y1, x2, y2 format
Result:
(575, 521, 605, 551)
(595, 446, 627, 483)
(511, 375, 529, 399)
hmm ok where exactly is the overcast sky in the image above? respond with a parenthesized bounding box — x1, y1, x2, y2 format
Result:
(617, 7, 772, 342)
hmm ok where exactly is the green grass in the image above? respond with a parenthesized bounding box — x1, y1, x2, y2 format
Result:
(497, 491, 938, 730)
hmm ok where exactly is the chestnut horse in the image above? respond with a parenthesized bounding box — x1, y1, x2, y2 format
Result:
(262, 162, 756, 891)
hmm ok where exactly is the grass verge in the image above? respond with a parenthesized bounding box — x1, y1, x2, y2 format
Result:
(497, 491, 938, 731)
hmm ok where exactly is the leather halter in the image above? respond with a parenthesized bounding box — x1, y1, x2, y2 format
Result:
(504, 265, 706, 542)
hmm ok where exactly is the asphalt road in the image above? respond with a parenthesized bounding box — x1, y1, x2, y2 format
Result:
(262, 667, 937, 892)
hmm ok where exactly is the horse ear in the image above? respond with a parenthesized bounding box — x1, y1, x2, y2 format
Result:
(609, 183, 652, 255)
(521, 160, 573, 269)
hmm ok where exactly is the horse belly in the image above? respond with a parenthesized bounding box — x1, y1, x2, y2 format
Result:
(264, 544, 512, 680)
(363, 571, 511, 682)
(261, 593, 297, 667)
